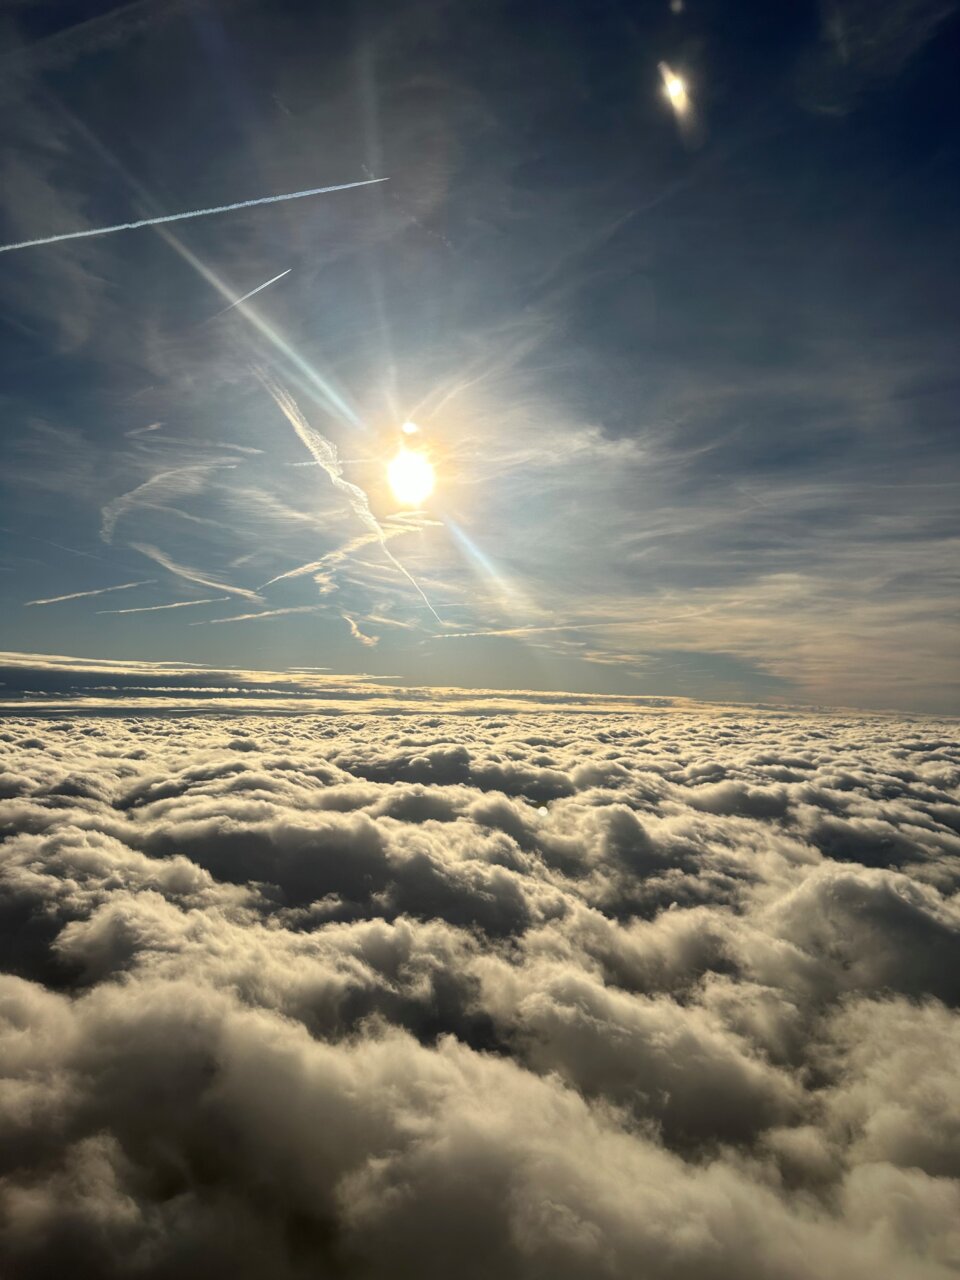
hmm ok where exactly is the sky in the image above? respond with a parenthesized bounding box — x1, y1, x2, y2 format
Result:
(1, 0, 958, 713)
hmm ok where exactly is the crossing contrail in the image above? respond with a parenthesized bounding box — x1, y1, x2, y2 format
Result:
(215, 268, 291, 316)
(262, 378, 444, 625)
(0, 178, 386, 255)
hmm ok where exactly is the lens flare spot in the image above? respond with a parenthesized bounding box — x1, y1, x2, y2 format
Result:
(658, 62, 689, 114)
(388, 448, 435, 506)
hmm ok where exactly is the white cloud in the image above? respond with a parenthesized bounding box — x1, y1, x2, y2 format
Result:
(0, 709, 958, 1275)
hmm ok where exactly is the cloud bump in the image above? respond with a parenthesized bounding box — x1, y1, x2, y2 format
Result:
(0, 707, 957, 1276)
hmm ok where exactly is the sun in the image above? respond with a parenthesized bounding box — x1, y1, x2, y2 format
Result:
(387, 447, 435, 506)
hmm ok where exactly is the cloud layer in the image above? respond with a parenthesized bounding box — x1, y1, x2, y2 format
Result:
(1, 709, 959, 1275)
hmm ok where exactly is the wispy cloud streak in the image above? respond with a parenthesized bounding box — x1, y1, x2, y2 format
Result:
(193, 604, 320, 625)
(261, 520, 439, 590)
(25, 580, 155, 607)
(342, 613, 379, 646)
(131, 544, 262, 603)
(261, 531, 381, 590)
(0, 180, 386, 255)
(434, 621, 627, 639)
(97, 596, 230, 615)
(0, 527, 113, 565)
(101, 465, 229, 543)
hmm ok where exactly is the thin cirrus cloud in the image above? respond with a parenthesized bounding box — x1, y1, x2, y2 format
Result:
(194, 604, 322, 625)
(24, 579, 155, 606)
(100, 465, 233, 543)
(97, 596, 230, 614)
(342, 612, 379, 646)
(130, 543, 263, 604)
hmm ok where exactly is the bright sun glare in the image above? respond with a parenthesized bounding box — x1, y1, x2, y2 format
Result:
(658, 62, 689, 114)
(388, 447, 435, 506)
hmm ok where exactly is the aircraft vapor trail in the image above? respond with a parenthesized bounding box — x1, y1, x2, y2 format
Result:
(261, 531, 381, 589)
(263, 379, 443, 625)
(131, 543, 262, 603)
(0, 179, 386, 255)
(25, 580, 155, 607)
(215, 268, 292, 317)
(432, 621, 627, 639)
(100, 464, 227, 543)
(97, 596, 230, 615)
(194, 604, 321, 626)
(260, 522, 436, 589)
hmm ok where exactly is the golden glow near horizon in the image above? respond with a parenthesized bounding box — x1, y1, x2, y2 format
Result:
(658, 62, 689, 114)
(388, 446, 435, 506)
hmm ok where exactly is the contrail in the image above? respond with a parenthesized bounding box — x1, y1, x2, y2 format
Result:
(262, 379, 443, 624)
(432, 621, 627, 639)
(261, 530, 382, 589)
(157, 230, 362, 429)
(215, 268, 291, 317)
(101, 464, 227, 543)
(342, 613, 379, 647)
(193, 604, 321, 626)
(260, 521, 438, 588)
(25, 579, 155, 607)
(131, 543, 262, 603)
(97, 596, 230, 615)
(0, 526, 113, 564)
(0, 178, 386, 255)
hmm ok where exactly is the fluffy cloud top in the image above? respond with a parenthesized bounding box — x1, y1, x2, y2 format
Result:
(1, 709, 958, 1277)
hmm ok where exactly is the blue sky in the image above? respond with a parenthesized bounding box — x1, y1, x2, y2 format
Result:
(1, 0, 958, 711)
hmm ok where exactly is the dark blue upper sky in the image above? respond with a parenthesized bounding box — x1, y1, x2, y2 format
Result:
(1, 0, 958, 710)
